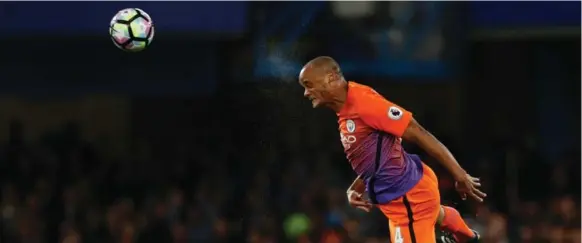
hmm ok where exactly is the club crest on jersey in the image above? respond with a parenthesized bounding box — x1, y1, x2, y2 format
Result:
(388, 106, 403, 120)
(346, 119, 356, 133)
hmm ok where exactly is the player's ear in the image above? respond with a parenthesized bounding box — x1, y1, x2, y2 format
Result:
(332, 72, 341, 82)
(322, 73, 332, 86)
(327, 72, 340, 85)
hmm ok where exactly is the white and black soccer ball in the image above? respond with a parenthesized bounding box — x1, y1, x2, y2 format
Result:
(109, 8, 154, 52)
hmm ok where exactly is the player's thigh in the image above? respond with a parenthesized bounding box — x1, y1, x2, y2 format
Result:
(408, 163, 441, 222)
(389, 220, 436, 243)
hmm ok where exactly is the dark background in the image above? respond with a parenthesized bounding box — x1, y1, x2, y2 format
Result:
(0, 2, 579, 243)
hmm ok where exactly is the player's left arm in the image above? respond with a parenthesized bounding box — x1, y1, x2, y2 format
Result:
(402, 117, 486, 201)
(357, 91, 467, 182)
(358, 91, 486, 201)
(401, 118, 467, 181)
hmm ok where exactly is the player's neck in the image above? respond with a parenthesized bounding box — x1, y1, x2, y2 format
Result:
(328, 82, 349, 113)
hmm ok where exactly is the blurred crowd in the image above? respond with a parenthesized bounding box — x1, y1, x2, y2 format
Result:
(0, 87, 580, 243)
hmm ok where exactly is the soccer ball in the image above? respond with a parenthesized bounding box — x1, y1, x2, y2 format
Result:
(109, 8, 154, 52)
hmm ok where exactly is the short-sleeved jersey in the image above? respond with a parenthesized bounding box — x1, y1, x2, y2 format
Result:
(337, 82, 423, 204)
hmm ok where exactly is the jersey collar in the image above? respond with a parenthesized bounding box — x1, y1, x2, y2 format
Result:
(336, 81, 356, 117)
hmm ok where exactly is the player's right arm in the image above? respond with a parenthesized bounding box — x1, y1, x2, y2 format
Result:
(346, 176, 372, 212)
(347, 175, 365, 194)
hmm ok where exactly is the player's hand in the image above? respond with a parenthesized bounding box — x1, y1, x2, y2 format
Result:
(347, 190, 373, 212)
(455, 174, 487, 202)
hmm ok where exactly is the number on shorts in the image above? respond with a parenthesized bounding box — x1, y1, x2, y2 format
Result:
(394, 227, 404, 243)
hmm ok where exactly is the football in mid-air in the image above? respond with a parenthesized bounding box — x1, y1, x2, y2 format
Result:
(109, 8, 154, 52)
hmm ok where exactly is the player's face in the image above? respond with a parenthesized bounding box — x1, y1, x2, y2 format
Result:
(299, 67, 333, 108)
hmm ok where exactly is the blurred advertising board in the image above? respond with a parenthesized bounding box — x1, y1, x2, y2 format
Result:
(0, 2, 248, 35)
(470, 2, 580, 29)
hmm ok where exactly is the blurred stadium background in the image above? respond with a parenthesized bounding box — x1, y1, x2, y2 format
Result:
(0, 1, 580, 243)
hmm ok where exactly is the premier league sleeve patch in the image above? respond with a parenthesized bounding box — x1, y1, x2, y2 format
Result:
(388, 106, 403, 120)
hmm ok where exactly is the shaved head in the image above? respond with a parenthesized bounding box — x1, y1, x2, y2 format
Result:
(298, 56, 347, 110)
(302, 56, 342, 78)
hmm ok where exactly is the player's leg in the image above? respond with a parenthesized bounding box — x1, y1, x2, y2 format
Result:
(437, 206, 481, 242)
(420, 162, 480, 243)
(379, 163, 441, 243)
(388, 215, 438, 243)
